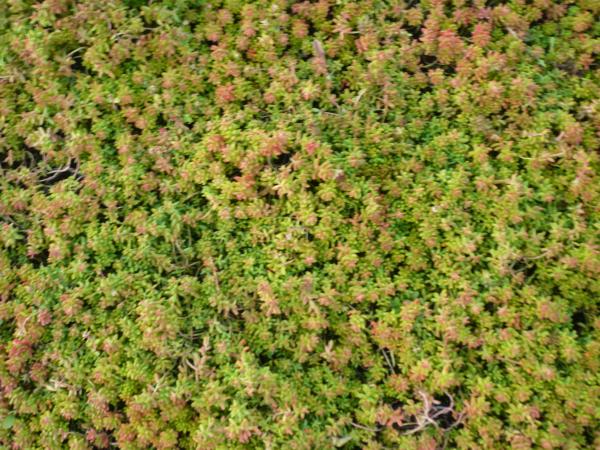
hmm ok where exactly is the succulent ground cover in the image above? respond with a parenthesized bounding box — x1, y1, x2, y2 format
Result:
(0, 0, 599, 448)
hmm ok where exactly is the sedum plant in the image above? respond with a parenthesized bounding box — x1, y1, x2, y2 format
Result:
(0, 0, 598, 448)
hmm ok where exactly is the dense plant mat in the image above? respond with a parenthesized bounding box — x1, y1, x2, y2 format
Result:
(0, 0, 599, 448)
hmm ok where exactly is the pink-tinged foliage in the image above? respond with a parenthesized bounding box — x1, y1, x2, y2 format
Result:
(0, 0, 598, 448)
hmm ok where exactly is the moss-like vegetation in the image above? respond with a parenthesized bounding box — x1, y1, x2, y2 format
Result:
(0, 1, 598, 448)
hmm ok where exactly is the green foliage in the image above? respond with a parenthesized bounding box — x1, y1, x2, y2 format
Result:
(0, 0, 599, 448)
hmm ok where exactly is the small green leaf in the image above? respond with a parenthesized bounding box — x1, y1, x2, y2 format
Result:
(1, 415, 15, 429)
(333, 435, 353, 447)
